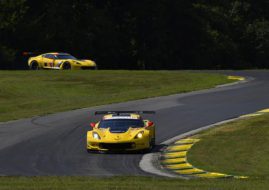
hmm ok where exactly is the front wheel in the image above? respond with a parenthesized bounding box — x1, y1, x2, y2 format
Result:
(62, 62, 71, 70)
(30, 61, 39, 70)
(143, 138, 155, 153)
(150, 138, 155, 150)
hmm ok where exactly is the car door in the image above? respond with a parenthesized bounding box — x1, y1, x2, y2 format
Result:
(40, 54, 47, 68)
(54, 55, 64, 69)
(42, 54, 55, 68)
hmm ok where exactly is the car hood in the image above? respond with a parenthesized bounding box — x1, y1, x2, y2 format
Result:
(76, 59, 96, 65)
(94, 128, 145, 141)
(60, 59, 96, 66)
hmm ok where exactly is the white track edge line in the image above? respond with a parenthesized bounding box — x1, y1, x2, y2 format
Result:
(139, 117, 240, 178)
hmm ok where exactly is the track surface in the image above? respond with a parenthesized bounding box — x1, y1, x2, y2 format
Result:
(0, 71, 269, 176)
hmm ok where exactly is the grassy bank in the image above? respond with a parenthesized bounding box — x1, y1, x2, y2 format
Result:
(0, 70, 232, 122)
(0, 176, 268, 190)
(188, 113, 269, 179)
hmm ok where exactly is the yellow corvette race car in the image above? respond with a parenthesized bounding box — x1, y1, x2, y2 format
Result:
(87, 111, 156, 152)
(27, 52, 97, 70)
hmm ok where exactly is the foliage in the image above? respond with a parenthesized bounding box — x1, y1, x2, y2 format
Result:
(0, 0, 269, 69)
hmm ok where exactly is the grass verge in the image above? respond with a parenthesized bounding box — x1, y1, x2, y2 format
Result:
(0, 70, 232, 122)
(0, 176, 268, 190)
(183, 113, 269, 189)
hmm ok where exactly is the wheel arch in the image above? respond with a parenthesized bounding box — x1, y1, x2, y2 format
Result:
(61, 61, 72, 70)
(29, 60, 40, 70)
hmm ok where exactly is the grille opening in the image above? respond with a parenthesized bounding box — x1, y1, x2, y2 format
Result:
(99, 143, 134, 149)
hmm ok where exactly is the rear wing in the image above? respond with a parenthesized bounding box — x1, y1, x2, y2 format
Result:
(22, 52, 40, 56)
(94, 111, 156, 115)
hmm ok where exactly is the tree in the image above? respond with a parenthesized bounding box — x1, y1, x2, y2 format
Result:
(0, 0, 27, 69)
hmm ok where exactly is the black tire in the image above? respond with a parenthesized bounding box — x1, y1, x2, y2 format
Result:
(30, 61, 39, 70)
(150, 138, 155, 150)
(63, 62, 71, 70)
(143, 138, 155, 153)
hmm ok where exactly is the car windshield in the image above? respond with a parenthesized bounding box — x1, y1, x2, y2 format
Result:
(55, 54, 77, 60)
(99, 119, 144, 133)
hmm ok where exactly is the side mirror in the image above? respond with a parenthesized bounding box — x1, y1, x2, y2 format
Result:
(90, 122, 96, 128)
(146, 121, 154, 128)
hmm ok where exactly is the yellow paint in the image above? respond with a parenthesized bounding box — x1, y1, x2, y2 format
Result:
(166, 163, 192, 170)
(87, 115, 155, 151)
(195, 172, 229, 178)
(234, 176, 249, 179)
(175, 139, 200, 144)
(28, 52, 97, 70)
(227, 76, 245, 81)
(240, 113, 262, 118)
(162, 157, 186, 164)
(162, 138, 249, 179)
(258, 109, 269, 113)
(167, 144, 193, 152)
(175, 168, 205, 175)
(164, 151, 187, 158)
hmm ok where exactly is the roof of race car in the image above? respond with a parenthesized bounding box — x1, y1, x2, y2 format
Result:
(103, 114, 141, 120)
(46, 52, 69, 55)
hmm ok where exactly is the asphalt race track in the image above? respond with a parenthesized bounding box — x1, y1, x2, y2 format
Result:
(0, 71, 269, 176)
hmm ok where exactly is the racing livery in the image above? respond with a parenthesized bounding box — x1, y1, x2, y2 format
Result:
(87, 111, 156, 152)
(27, 52, 97, 70)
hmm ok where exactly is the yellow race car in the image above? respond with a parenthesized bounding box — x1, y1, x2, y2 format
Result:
(27, 52, 97, 70)
(87, 111, 156, 152)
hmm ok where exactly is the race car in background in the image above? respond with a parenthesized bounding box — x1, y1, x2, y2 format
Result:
(87, 111, 156, 152)
(26, 52, 97, 70)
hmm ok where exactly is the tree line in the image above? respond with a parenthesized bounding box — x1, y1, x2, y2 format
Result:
(0, 0, 269, 70)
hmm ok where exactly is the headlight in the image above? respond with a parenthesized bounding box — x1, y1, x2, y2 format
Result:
(135, 131, 144, 139)
(92, 132, 101, 140)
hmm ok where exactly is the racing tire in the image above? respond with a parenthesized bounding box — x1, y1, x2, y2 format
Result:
(143, 138, 155, 153)
(63, 62, 71, 70)
(30, 61, 39, 70)
(149, 138, 155, 150)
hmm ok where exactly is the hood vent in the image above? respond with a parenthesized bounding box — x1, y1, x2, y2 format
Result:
(109, 128, 128, 133)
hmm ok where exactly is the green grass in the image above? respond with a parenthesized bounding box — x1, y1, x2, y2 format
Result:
(188, 113, 269, 180)
(1, 73, 268, 189)
(0, 70, 232, 122)
(0, 176, 268, 190)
